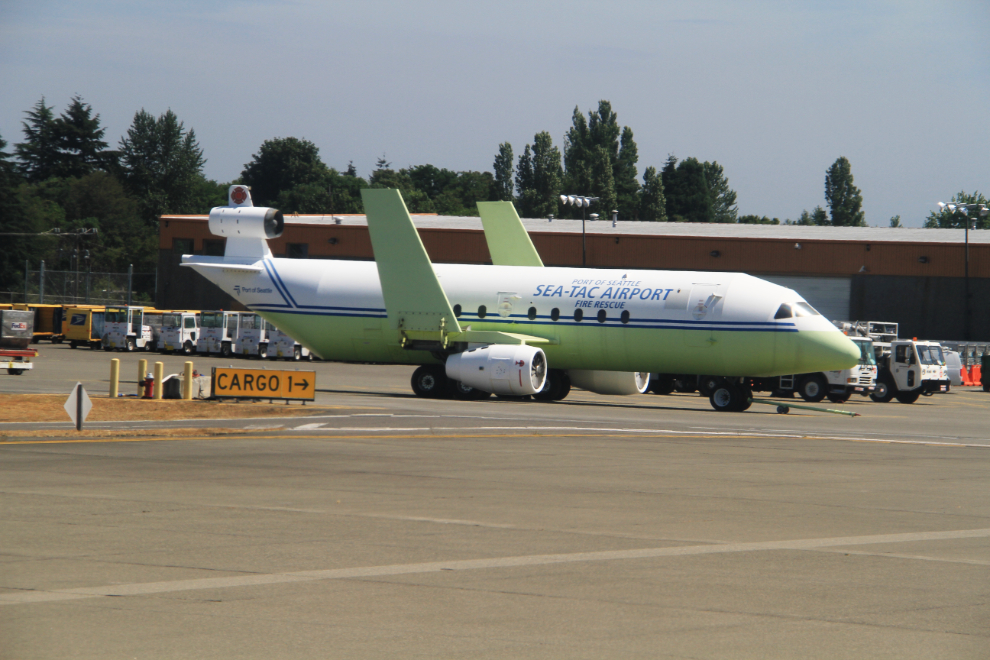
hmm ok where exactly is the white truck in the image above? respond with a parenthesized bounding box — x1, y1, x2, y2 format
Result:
(267, 325, 312, 361)
(159, 312, 200, 355)
(197, 311, 241, 357)
(870, 339, 950, 403)
(102, 306, 155, 352)
(233, 313, 273, 358)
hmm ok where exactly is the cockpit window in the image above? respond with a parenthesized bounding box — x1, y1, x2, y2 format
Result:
(794, 302, 821, 317)
(774, 303, 792, 319)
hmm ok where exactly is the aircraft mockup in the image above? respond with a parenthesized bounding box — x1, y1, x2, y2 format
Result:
(182, 186, 859, 411)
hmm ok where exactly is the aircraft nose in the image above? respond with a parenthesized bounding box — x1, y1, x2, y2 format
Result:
(795, 330, 860, 373)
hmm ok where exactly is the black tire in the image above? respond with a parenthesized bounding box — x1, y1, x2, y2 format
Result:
(534, 369, 570, 401)
(411, 365, 448, 398)
(698, 376, 719, 397)
(649, 375, 675, 395)
(182, 341, 193, 355)
(710, 381, 743, 412)
(221, 343, 232, 358)
(8, 368, 24, 375)
(798, 374, 828, 403)
(103, 344, 113, 352)
(895, 389, 921, 404)
(258, 343, 268, 359)
(450, 380, 490, 400)
(674, 377, 698, 394)
(69, 341, 78, 349)
(827, 393, 851, 404)
(292, 346, 302, 361)
(125, 338, 135, 352)
(870, 372, 896, 403)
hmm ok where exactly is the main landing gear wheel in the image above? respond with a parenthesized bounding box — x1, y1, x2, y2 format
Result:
(411, 365, 449, 398)
(450, 380, 491, 400)
(533, 369, 571, 401)
(709, 380, 752, 412)
(649, 375, 675, 395)
(698, 376, 720, 398)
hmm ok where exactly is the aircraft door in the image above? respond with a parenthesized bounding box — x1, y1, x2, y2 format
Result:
(684, 283, 725, 348)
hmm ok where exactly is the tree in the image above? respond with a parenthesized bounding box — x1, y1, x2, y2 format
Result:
(703, 161, 737, 223)
(0, 130, 32, 292)
(493, 142, 514, 201)
(889, 215, 902, 228)
(738, 215, 780, 225)
(614, 127, 640, 219)
(824, 156, 865, 226)
(15, 98, 60, 182)
(516, 132, 562, 218)
(793, 205, 829, 226)
(639, 166, 666, 222)
(53, 96, 113, 178)
(924, 191, 989, 229)
(589, 146, 616, 219)
(119, 109, 207, 224)
(241, 137, 328, 207)
(63, 172, 150, 272)
(662, 156, 713, 223)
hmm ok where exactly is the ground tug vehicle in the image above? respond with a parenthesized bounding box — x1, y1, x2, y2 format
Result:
(1, 309, 37, 375)
(102, 306, 157, 351)
(234, 313, 272, 358)
(159, 311, 200, 354)
(268, 324, 312, 360)
(197, 311, 241, 356)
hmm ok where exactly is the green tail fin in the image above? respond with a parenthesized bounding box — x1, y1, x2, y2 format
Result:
(477, 201, 544, 267)
(360, 189, 461, 340)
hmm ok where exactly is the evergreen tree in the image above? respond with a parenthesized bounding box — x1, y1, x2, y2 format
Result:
(589, 146, 616, 220)
(53, 96, 113, 178)
(515, 144, 534, 214)
(0, 130, 32, 291)
(493, 142, 514, 201)
(889, 215, 902, 228)
(15, 98, 60, 182)
(924, 191, 989, 229)
(562, 106, 591, 200)
(119, 109, 207, 224)
(824, 156, 865, 226)
(662, 156, 713, 223)
(518, 132, 562, 218)
(614, 127, 640, 219)
(639, 166, 666, 222)
(702, 161, 737, 223)
(241, 136, 327, 207)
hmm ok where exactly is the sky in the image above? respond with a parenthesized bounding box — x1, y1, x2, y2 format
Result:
(1, 0, 987, 227)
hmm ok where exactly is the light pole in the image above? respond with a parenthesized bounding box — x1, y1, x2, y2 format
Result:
(938, 202, 988, 341)
(559, 195, 599, 266)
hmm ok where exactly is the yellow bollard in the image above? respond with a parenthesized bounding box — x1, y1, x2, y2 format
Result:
(183, 361, 194, 400)
(153, 362, 164, 400)
(137, 358, 147, 396)
(109, 358, 120, 398)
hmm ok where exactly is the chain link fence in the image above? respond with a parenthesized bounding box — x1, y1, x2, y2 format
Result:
(10, 268, 157, 306)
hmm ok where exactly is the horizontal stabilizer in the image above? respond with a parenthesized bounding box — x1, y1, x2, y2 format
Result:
(180, 261, 262, 273)
(477, 201, 544, 267)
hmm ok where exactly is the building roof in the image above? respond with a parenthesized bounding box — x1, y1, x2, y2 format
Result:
(164, 213, 990, 245)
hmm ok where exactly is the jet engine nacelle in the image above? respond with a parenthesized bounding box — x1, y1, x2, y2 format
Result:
(208, 206, 285, 240)
(567, 370, 651, 395)
(445, 344, 547, 396)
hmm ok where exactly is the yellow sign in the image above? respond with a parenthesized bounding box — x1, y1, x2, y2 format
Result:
(212, 368, 316, 400)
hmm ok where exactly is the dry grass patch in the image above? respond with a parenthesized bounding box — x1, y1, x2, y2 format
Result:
(0, 393, 349, 423)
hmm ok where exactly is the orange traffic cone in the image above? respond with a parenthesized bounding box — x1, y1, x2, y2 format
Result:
(961, 365, 973, 386)
(971, 364, 982, 387)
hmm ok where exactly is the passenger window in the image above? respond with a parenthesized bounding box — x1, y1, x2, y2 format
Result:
(597, 310, 606, 323)
(774, 304, 792, 319)
(528, 307, 537, 320)
(550, 308, 560, 321)
(477, 305, 486, 319)
(574, 309, 583, 322)
(621, 310, 630, 324)
(895, 346, 908, 363)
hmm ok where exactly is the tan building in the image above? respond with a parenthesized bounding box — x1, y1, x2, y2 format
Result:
(158, 213, 990, 341)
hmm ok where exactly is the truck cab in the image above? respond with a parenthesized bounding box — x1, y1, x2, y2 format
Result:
(268, 325, 312, 361)
(871, 339, 948, 403)
(233, 313, 272, 358)
(103, 306, 154, 352)
(197, 311, 241, 356)
(160, 312, 200, 354)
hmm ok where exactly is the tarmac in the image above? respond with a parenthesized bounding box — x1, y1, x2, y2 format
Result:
(1, 344, 988, 658)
